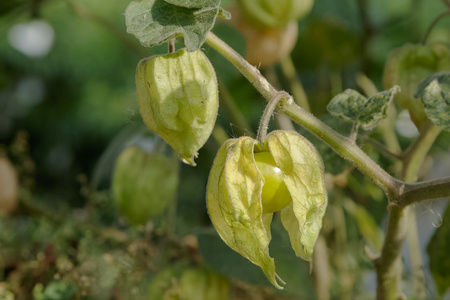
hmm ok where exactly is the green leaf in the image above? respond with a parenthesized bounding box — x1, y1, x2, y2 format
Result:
(266, 131, 327, 261)
(427, 203, 450, 295)
(327, 86, 399, 131)
(358, 86, 400, 130)
(197, 225, 315, 299)
(33, 281, 75, 300)
(125, 0, 222, 51)
(326, 89, 367, 122)
(197, 231, 271, 287)
(417, 72, 450, 131)
(343, 199, 383, 252)
(164, 0, 220, 8)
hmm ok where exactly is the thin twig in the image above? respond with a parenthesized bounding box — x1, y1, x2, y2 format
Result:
(168, 38, 176, 53)
(360, 136, 402, 161)
(443, 0, 450, 9)
(421, 11, 450, 44)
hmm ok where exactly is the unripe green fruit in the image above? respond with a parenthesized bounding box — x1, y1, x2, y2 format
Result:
(254, 151, 292, 213)
(112, 146, 179, 225)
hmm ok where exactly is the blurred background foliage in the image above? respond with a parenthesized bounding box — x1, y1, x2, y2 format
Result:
(0, 0, 449, 299)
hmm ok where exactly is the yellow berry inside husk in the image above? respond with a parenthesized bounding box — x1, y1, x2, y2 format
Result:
(254, 151, 292, 213)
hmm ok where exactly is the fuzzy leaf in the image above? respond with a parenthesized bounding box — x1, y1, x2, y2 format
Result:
(326, 89, 367, 122)
(358, 86, 400, 130)
(125, 0, 222, 51)
(266, 131, 327, 261)
(327, 86, 399, 131)
(136, 49, 218, 165)
(206, 137, 282, 289)
(417, 73, 450, 131)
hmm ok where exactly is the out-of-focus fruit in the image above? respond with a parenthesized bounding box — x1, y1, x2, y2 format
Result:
(0, 156, 19, 215)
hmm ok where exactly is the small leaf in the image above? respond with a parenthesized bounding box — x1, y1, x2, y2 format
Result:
(206, 138, 283, 289)
(326, 89, 367, 122)
(417, 72, 450, 131)
(125, 0, 222, 51)
(266, 131, 327, 261)
(427, 204, 450, 295)
(327, 86, 400, 131)
(358, 86, 400, 130)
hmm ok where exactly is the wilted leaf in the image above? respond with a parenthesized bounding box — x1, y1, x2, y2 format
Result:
(266, 131, 327, 261)
(416, 72, 450, 131)
(125, 0, 223, 51)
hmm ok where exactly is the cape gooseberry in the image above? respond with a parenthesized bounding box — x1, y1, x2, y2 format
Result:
(254, 151, 292, 213)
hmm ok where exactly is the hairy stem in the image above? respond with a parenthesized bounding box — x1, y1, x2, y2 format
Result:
(283, 103, 400, 198)
(256, 91, 291, 144)
(398, 177, 450, 206)
(206, 32, 450, 206)
(376, 121, 442, 299)
(206, 32, 276, 100)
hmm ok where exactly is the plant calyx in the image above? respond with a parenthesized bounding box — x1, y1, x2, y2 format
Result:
(136, 48, 219, 165)
(237, 0, 314, 29)
(206, 130, 328, 288)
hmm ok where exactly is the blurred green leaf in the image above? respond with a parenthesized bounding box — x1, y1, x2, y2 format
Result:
(343, 199, 384, 251)
(416, 72, 450, 131)
(383, 43, 450, 126)
(125, 0, 223, 51)
(427, 204, 450, 296)
(197, 220, 315, 298)
(33, 281, 75, 300)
